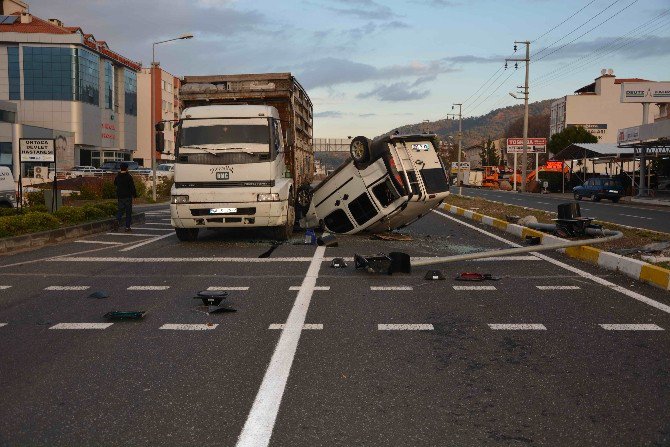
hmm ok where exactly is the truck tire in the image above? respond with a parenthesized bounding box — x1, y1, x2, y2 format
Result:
(274, 203, 295, 241)
(350, 136, 370, 165)
(175, 228, 199, 242)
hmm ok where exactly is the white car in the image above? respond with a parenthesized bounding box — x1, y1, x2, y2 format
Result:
(69, 166, 103, 177)
(155, 163, 175, 179)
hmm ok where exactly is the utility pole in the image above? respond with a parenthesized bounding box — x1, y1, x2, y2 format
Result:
(506, 41, 530, 192)
(447, 103, 462, 195)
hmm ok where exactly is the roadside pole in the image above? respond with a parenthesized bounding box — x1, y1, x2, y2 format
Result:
(506, 41, 530, 193)
(447, 104, 463, 195)
(513, 153, 517, 191)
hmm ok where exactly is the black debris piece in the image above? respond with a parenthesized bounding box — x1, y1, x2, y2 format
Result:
(354, 252, 411, 275)
(88, 291, 109, 299)
(317, 234, 338, 247)
(104, 311, 146, 320)
(330, 258, 347, 268)
(454, 272, 501, 281)
(525, 236, 541, 246)
(195, 290, 236, 313)
(424, 270, 446, 280)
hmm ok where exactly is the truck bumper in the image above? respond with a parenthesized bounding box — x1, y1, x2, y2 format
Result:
(171, 201, 288, 228)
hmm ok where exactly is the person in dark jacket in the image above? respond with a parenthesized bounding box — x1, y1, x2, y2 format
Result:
(114, 163, 137, 232)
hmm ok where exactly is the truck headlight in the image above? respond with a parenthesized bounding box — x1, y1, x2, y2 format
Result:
(257, 193, 280, 202)
(171, 195, 189, 204)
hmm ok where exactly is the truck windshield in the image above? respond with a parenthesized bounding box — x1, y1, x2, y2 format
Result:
(181, 124, 269, 146)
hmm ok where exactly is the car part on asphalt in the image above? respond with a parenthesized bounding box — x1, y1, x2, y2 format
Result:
(195, 290, 236, 313)
(304, 229, 317, 245)
(525, 236, 541, 246)
(330, 258, 347, 268)
(552, 202, 594, 237)
(317, 234, 338, 247)
(354, 252, 411, 275)
(454, 272, 501, 281)
(88, 291, 109, 299)
(424, 270, 446, 280)
(104, 311, 146, 320)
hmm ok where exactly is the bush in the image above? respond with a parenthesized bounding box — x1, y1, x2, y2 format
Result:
(53, 206, 86, 225)
(0, 213, 61, 238)
(0, 204, 49, 217)
(156, 178, 174, 198)
(134, 177, 148, 199)
(102, 180, 116, 199)
(25, 190, 45, 207)
(93, 201, 118, 216)
(80, 204, 108, 221)
(78, 184, 101, 200)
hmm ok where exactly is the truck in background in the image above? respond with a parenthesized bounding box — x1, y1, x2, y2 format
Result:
(162, 73, 314, 241)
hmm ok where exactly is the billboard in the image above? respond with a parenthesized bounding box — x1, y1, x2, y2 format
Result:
(621, 82, 670, 103)
(19, 139, 55, 162)
(506, 138, 546, 153)
(566, 123, 607, 141)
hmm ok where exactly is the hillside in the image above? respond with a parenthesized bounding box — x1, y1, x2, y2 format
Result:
(383, 98, 556, 147)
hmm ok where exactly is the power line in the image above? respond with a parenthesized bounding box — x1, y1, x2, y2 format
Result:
(464, 69, 517, 117)
(461, 65, 503, 106)
(531, 0, 600, 44)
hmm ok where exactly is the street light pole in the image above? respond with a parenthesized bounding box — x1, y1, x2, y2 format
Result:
(447, 104, 462, 195)
(151, 33, 193, 201)
(506, 41, 530, 192)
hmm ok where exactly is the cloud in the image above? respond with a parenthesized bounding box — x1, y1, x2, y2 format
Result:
(324, 0, 398, 20)
(533, 35, 670, 61)
(298, 57, 457, 89)
(359, 113, 377, 117)
(357, 82, 430, 101)
(315, 111, 343, 118)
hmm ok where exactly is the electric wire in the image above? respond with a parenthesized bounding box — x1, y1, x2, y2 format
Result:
(531, 0, 600, 44)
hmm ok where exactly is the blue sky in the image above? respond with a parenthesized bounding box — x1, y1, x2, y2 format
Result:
(30, 0, 670, 137)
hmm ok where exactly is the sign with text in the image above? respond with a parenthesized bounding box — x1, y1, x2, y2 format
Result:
(506, 138, 546, 153)
(618, 126, 640, 144)
(566, 123, 607, 140)
(19, 138, 55, 162)
(621, 82, 670, 103)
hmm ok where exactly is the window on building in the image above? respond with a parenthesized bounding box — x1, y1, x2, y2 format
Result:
(0, 142, 12, 171)
(0, 109, 16, 123)
(104, 60, 114, 110)
(7, 46, 20, 100)
(124, 69, 137, 116)
(76, 48, 100, 105)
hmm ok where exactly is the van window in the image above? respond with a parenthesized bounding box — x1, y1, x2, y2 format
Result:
(324, 209, 354, 233)
(372, 179, 400, 207)
(421, 168, 449, 194)
(348, 193, 378, 225)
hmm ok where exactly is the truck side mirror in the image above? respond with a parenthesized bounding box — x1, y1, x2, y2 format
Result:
(155, 132, 165, 153)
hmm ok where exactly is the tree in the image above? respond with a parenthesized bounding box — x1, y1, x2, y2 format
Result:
(547, 126, 598, 155)
(504, 114, 550, 140)
(479, 137, 500, 166)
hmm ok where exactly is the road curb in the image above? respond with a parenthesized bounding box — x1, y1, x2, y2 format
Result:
(0, 213, 146, 255)
(442, 203, 670, 291)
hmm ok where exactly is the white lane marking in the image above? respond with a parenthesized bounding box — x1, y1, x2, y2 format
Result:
(207, 286, 250, 291)
(0, 286, 12, 290)
(50, 323, 113, 330)
(127, 285, 170, 290)
(370, 286, 413, 291)
(599, 324, 664, 331)
(0, 323, 7, 328)
(118, 232, 175, 252)
(378, 324, 434, 331)
(106, 233, 160, 237)
(237, 246, 326, 447)
(453, 285, 497, 290)
(472, 256, 537, 261)
(45, 285, 90, 291)
(128, 227, 174, 231)
(489, 324, 547, 330)
(52, 257, 315, 263)
(268, 323, 323, 330)
(74, 240, 124, 245)
(434, 210, 670, 315)
(160, 324, 218, 331)
(619, 213, 653, 220)
(536, 285, 581, 290)
(143, 223, 173, 226)
(289, 286, 330, 291)
(537, 202, 551, 205)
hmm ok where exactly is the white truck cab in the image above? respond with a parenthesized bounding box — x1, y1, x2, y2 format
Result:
(170, 105, 295, 241)
(0, 166, 17, 208)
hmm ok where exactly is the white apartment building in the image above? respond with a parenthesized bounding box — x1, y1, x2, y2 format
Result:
(0, 0, 140, 178)
(550, 70, 656, 144)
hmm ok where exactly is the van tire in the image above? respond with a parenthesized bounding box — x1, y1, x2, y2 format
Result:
(274, 203, 295, 241)
(296, 185, 313, 214)
(175, 228, 199, 242)
(350, 136, 370, 165)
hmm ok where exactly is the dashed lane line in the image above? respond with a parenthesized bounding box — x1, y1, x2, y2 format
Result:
(118, 232, 175, 252)
(536, 285, 581, 290)
(599, 324, 664, 331)
(127, 227, 174, 231)
(370, 286, 413, 291)
(127, 285, 170, 290)
(434, 210, 670, 316)
(237, 246, 326, 447)
(489, 324, 547, 330)
(619, 214, 653, 220)
(289, 286, 330, 291)
(159, 324, 218, 331)
(142, 223, 172, 226)
(207, 286, 250, 291)
(0, 286, 12, 289)
(105, 233, 161, 237)
(268, 324, 323, 330)
(453, 285, 497, 290)
(49, 323, 113, 330)
(0, 323, 7, 328)
(44, 285, 90, 291)
(74, 240, 124, 245)
(378, 324, 434, 331)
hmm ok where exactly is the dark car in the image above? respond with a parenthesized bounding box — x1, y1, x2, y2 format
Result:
(100, 161, 139, 172)
(573, 177, 625, 203)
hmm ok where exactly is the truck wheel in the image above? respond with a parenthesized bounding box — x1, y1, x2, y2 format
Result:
(350, 136, 370, 164)
(175, 228, 199, 242)
(274, 203, 295, 241)
(296, 185, 313, 214)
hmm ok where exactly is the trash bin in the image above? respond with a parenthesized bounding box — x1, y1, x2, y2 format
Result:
(43, 189, 62, 212)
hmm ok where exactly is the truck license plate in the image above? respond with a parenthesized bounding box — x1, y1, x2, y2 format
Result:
(210, 208, 237, 214)
(216, 172, 230, 180)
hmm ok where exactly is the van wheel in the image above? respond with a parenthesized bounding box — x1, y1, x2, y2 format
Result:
(175, 228, 199, 242)
(350, 136, 370, 164)
(274, 203, 295, 241)
(296, 185, 313, 213)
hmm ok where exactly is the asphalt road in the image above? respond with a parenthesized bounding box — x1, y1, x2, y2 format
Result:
(453, 187, 670, 233)
(0, 206, 669, 446)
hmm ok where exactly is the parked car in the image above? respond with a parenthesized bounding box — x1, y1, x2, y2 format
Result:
(301, 134, 450, 234)
(130, 167, 152, 176)
(155, 163, 175, 178)
(69, 165, 103, 177)
(573, 177, 625, 202)
(100, 161, 139, 173)
(0, 166, 16, 208)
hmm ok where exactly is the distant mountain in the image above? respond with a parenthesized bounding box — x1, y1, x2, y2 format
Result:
(382, 98, 557, 147)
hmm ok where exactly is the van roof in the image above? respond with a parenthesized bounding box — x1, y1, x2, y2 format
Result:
(182, 105, 280, 120)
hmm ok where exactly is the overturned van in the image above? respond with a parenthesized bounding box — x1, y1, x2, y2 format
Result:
(301, 134, 449, 234)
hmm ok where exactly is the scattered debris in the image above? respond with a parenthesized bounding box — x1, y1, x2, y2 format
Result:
(613, 241, 670, 256)
(424, 270, 446, 280)
(304, 228, 317, 245)
(505, 215, 520, 223)
(371, 233, 414, 242)
(454, 272, 501, 281)
(104, 311, 146, 320)
(194, 290, 236, 314)
(318, 234, 338, 247)
(354, 252, 411, 275)
(330, 258, 347, 268)
(88, 291, 109, 299)
(525, 236, 541, 246)
(517, 215, 538, 226)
